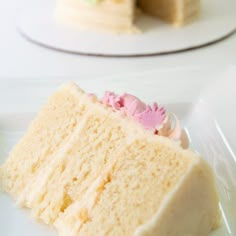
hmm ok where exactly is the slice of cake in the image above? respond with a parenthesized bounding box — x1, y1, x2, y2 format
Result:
(0, 83, 220, 236)
(54, 0, 200, 33)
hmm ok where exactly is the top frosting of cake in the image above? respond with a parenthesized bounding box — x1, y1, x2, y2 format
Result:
(102, 92, 166, 131)
(90, 91, 189, 148)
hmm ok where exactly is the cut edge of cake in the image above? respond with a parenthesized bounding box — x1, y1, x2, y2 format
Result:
(138, 0, 201, 27)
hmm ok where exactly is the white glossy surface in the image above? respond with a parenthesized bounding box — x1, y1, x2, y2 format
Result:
(18, 0, 236, 56)
(185, 69, 236, 235)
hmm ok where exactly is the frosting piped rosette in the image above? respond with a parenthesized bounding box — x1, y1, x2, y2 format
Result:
(101, 91, 189, 149)
(102, 92, 166, 130)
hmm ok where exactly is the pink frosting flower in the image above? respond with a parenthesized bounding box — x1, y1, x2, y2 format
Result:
(102, 92, 166, 131)
(134, 103, 166, 130)
(120, 94, 147, 116)
(102, 92, 122, 110)
(101, 91, 188, 149)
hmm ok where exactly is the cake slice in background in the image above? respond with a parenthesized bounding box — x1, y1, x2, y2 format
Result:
(138, 0, 201, 26)
(54, 0, 200, 33)
(0, 83, 220, 236)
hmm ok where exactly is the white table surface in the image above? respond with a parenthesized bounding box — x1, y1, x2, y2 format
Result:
(0, 0, 236, 82)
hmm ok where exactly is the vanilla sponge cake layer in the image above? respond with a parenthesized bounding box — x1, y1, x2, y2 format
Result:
(55, 0, 137, 33)
(138, 0, 200, 26)
(55, 137, 220, 236)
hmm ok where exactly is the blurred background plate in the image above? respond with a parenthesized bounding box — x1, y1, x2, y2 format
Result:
(17, 0, 236, 57)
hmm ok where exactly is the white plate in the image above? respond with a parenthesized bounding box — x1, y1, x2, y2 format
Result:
(17, 0, 236, 57)
(0, 69, 236, 235)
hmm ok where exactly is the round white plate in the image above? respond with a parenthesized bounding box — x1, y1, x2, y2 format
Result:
(18, 0, 236, 57)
